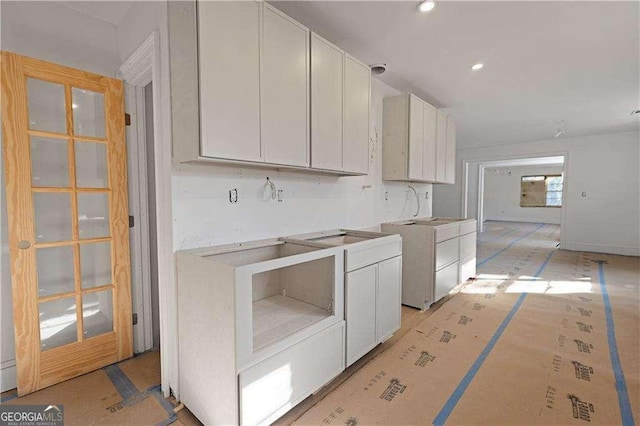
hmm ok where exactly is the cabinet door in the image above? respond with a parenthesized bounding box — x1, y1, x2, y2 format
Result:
(311, 34, 343, 171)
(376, 257, 402, 343)
(261, 5, 309, 167)
(198, 1, 261, 161)
(435, 110, 447, 182)
(408, 95, 424, 180)
(345, 265, 377, 366)
(422, 102, 437, 182)
(343, 55, 370, 174)
(445, 116, 456, 183)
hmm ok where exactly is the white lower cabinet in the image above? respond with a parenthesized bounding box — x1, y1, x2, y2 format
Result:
(345, 255, 402, 366)
(284, 230, 402, 367)
(239, 322, 345, 426)
(382, 218, 476, 310)
(177, 239, 346, 425)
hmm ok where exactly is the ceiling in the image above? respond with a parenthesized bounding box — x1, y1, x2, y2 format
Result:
(272, 1, 640, 148)
(57, 1, 134, 26)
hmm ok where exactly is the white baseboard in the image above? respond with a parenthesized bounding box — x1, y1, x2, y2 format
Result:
(563, 242, 640, 257)
(485, 216, 561, 225)
(1, 359, 17, 392)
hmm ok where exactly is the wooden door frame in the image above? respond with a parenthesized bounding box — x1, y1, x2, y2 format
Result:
(118, 31, 175, 398)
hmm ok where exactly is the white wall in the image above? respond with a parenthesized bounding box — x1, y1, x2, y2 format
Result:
(433, 131, 640, 256)
(0, 1, 119, 77)
(0, 1, 121, 392)
(173, 78, 432, 250)
(484, 165, 563, 224)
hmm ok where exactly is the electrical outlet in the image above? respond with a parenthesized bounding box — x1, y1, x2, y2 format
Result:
(385, 191, 389, 201)
(425, 191, 429, 200)
(229, 189, 238, 203)
(277, 189, 283, 202)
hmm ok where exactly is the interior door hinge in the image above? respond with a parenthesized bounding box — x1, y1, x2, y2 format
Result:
(129, 215, 135, 228)
(125, 113, 131, 126)
(133, 313, 138, 325)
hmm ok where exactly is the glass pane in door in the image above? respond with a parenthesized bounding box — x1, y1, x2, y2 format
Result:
(27, 78, 66, 134)
(72, 88, 105, 138)
(80, 242, 112, 288)
(82, 290, 113, 339)
(33, 192, 72, 242)
(78, 193, 110, 239)
(75, 142, 108, 188)
(39, 296, 78, 351)
(30, 137, 69, 187)
(36, 246, 75, 297)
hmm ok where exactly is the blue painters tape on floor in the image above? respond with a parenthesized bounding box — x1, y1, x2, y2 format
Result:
(477, 228, 516, 246)
(597, 261, 634, 426)
(477, 223, 544, 267)
(0, 392, 18, 403)
(104, 364, 139, 401)
(433, 249, 555, 426)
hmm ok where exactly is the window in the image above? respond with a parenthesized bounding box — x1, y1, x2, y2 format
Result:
(520, 174, 563, 207)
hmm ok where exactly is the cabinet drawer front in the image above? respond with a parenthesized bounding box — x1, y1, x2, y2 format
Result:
(434, 261, 459, 303)
(459, 232, 477, 259)
(345, 240, 402, 272)
(346, 266, 377, 366)
(459, 220, 477, 236)
(435, 237, 458, 271)
(239, 322, 345, 425)
(434, 224, 459, 243)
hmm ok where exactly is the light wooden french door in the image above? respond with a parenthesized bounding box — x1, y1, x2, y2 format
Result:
(1, 52, 133, 395)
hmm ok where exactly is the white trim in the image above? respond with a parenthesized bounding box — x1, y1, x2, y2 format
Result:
(0, 360, 16, 393)
(477, 164, 485, 232)
(563, 242, 640, 257)
(119, 29, 175, 398)
(120, 34, 155, 86)
(120, 34, 155, 356)
(484, 217, 562, 225)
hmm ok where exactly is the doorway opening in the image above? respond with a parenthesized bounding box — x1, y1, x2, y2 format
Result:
(120, 35, 161, 357)
(461, 154, 568, 247)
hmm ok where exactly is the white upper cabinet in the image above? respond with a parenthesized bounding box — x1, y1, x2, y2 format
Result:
(407, 94, 424, 181)
(176, 1, 371, 175)
(422, 102, 437, 182)
(343, 55, 371, 175)
(198, 1, 261, 162)
(261, 5, 309, 167)
(445, 115, 456, 183)
(311, 34, 344, 172)
(383, 93, 450, 183)
(435, 109, 448, 182)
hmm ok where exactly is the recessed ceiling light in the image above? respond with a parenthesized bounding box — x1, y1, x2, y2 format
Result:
(471, 63, 484, 71)
(419, 0, 435, 13)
